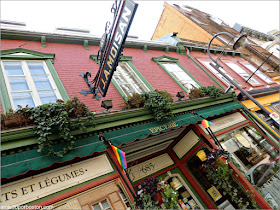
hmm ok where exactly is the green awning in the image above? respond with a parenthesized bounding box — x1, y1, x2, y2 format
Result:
(1, 135, 105, 179)
(1, 102, 243, 179)
(105, 102, 243, 146)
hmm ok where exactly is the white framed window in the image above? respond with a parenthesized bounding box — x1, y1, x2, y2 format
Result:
(201, 61, 241, 86)
(1, 60, 62, 109)
(224, 62, 260, 86)
(113, 62, 150, 97)
(162, 63, 199, 92)
(92, 199, 112, 210)
(241, 63, 274, 84)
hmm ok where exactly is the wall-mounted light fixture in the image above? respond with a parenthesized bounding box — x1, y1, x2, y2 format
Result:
(176, 91, 185, 101)
(101, 100, 113, 112)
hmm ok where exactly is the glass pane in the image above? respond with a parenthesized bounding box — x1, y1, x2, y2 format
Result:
(244, 64, 273, 83)
(12, 92, 35, 108)
(32, 75, 53, 90)
(101, 200, 110, 209)
(27, 62, 46, 75)
(8, 77, 29, 91)
(38, 91, 57, 104)
(3, 62, 24, 75)
(92, 204, 101, 210)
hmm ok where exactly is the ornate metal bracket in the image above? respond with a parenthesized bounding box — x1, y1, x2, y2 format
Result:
(79, 72, 101, 100)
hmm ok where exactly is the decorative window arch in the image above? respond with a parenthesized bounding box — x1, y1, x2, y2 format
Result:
(0, 48, 69, 112)
(152, 55, 202, 94)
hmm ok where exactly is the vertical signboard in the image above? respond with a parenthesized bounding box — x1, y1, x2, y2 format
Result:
(96, 0, 138, 97)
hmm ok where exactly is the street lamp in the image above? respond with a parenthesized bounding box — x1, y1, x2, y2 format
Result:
(207, 32, 271, 116)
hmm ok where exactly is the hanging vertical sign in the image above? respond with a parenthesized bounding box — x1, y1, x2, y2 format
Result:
(80, 0, 138, 100)
(96, 0, 138, 97)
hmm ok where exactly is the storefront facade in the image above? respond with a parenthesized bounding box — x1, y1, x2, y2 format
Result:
(1, 27, 276, 209)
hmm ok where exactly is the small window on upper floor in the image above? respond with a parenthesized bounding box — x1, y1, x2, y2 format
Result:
(152, 56, 201, 94)
(224, 62, 261, 86)
(1, 48, 69, 112)
(240, 63, 274, 84)
(162, 63, 200, 91)
(113, 62, 151, 97)
(200, 61, 241, 87)
(90, 55, 154, 99)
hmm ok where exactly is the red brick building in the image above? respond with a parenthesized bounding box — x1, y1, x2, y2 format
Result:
(1, 27, 278, 209)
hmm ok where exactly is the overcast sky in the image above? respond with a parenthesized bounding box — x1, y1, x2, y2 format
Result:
(1, 1, 279, 40)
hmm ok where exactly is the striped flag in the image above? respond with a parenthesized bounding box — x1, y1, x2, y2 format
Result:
(110, 144, 127, 170)
(201, 119, 215, 128)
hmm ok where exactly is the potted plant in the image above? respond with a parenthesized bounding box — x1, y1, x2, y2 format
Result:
(136, 176, 179, 209)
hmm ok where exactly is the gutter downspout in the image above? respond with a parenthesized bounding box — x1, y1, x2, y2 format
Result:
(185, 47, 226, 90)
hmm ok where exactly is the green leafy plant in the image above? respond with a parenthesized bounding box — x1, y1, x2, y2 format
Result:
(136, 176, 179, 209)
(123, 93, 146, 109)
(143, 90, 174, 121)
(158, 181, 179, 209)
(30, 97, 94, 157)
(188, 87, 206, 99)
(201, 86, 223, 98)
(203, 150, 259, 209)
(123, 90, 174, 122)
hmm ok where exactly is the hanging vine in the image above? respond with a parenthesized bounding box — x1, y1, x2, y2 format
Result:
(29, 97, 94, 157)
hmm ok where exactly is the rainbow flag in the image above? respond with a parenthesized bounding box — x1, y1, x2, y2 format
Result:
(111, 144, 127, 169)
(201, 119, 215, 128)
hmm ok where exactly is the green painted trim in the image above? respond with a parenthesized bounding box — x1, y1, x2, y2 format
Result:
(1, 31, 178, 53)
(152, 55, 201, 93)
(45, 59, 69, 101)
(127, 61, 154, 91)
(143, 45, 147, 53)
(1, 94, 236, 151)
(84, 40, 89, 50)
(0, 48, 68, 112)
(1, 48, 54, 59)
(151, 55, 178, 63)
(0, 65, 12, 113)
(176, 62, 202, 87)
(89, 55, 132, 64)
(89, 55, 153, 98)
(165, 47, 169, 54)
(41, 36, 46, 47)
(111, 78, 127, 99)
(232, 52, 235, 58)
(186, 50, 225, 90)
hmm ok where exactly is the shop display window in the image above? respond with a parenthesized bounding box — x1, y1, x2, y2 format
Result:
(165, 174, 201, 209)
(218, 125, 276, 172)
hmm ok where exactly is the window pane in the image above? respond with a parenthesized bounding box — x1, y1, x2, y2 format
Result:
(243, 64, 273, 83)
(92, 204, 101, 210)
(114, 62, 149, 96)
(12, 92, 35, 108)
(101, 200, 110, 209)
(8, 77, 29, 91)
(162, 63, 199, 91)
(226, 62, 260, 85)
(38, 91, 57, 104)
(27, 62, 46, 75)
(32, 76, 53, 90)
(3, 62, 24, 75)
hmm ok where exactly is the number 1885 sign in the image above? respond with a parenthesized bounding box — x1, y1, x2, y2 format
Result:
(96, 0, 138, 97)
